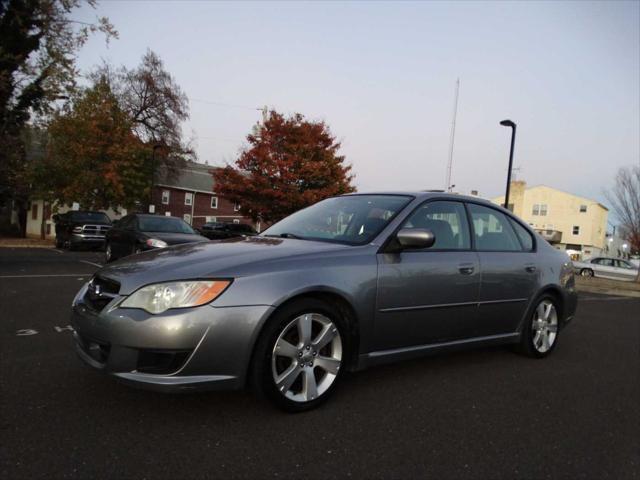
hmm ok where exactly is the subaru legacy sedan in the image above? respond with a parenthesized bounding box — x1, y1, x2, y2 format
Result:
(71, 193, 577, 412)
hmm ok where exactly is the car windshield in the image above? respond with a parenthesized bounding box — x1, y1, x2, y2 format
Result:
(70, 212, 111, 224)
(262, 194, 413, 245)
(138, 216, 195, 234)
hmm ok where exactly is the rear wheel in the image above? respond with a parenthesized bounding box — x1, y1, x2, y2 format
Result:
(517, 295, 560, 358)
(580, 268, 594, 277)
(251, 299, 348, 412)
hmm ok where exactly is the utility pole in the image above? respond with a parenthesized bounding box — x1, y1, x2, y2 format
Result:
(445, 78, 460, 192)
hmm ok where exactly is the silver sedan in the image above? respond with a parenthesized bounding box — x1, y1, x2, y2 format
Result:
(573, 257, 639, 281)
(71, 192, 578, 412)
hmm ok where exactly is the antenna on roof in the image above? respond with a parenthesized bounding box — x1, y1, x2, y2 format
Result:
(445, 78, 460, 193)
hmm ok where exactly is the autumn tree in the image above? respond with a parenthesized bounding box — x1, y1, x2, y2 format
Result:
(606, 165, 640, 263)
(33, 78, 150, 210)
(29, 50, 192, 211)
(0, 0, 115, 228)
(214, 111, 355, 223)
(91, 50, 191, 176)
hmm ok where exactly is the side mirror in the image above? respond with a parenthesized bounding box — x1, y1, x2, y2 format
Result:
(396, 228, 436, 250)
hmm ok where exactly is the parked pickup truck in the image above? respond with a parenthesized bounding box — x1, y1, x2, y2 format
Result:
(53, 211, 112, 250)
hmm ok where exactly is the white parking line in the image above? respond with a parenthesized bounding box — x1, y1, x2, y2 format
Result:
(0, 274, 91, 279)
(79, 260, 103, 268)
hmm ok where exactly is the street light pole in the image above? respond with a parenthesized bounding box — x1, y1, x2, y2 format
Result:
(499, 120, 517, 210)
(150, 145, 162, 212)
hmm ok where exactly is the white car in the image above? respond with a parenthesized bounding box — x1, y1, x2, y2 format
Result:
(573, 257, 639, 282)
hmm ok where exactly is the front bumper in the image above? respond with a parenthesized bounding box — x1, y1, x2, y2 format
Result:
(71, 283, 274, 392)
(71, 233, 106, 245)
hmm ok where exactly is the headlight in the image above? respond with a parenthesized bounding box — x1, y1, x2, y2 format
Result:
(72, 226, 83, 233)
(146, 238, 168, 248)
(120, 280, 231, 314)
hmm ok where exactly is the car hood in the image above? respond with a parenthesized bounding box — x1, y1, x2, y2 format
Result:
(143, 232, 208, 245)
(98, 236, 350, 294)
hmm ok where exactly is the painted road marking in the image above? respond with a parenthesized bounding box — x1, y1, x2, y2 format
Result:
(79, 260, 103, 268)
(16, 329, 38, 336)
(54, 325, 75, 333)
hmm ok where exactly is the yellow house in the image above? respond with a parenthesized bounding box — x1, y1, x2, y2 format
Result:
(492, 181, 608, 259)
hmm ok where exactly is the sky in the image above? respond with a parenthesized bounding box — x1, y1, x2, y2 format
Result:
(75, 1, 640, 209)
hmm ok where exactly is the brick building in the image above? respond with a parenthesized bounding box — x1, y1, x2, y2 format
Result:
(152, 161, 257, 230)
(25, 161, 258, 239)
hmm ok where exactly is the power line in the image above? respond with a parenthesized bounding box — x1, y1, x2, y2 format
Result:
(188, 97, 262, 111)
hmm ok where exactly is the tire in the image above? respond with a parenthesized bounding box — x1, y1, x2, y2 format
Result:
(250, 298, 349, 413)
(580, 268, 594, 277)
(516, 294, 560, 358)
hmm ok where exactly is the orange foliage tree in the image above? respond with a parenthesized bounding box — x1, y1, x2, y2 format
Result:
(32, 79, 150, 210)
(214, 110, 355, 224)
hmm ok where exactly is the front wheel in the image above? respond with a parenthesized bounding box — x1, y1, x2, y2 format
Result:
(250, 299, 348, 412)
(517, 295, 560, 358)
(580, 268, 594, 277)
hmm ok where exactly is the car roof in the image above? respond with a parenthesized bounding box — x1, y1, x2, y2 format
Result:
(341, 191, 501, 207)
(134, 213, 181, 220)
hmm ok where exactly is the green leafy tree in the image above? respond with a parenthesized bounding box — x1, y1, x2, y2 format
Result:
(214, 110, 355, 224)
(34, 79, 150, 210)
(0, 0, 115, 229)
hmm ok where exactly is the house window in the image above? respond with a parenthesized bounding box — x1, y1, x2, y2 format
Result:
(183, 213, 191, 224)
(572, 225, 580, 235)
(532, 204, 539, 216)
(185, 192, 193, 206)
(211, 196, 218, 209)
(31, 203, 38, 220)
(539, 204, 548, 216)
(161, 190, 170, 205)
(233, 219, 240, 224)
(234, 202, 241, 212)
(580, 205, 587, 213)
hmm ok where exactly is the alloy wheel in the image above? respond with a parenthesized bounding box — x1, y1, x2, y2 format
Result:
(531, 299, 558, 353)
(105, 244, 112, 262)
(271, 313, 342, 403)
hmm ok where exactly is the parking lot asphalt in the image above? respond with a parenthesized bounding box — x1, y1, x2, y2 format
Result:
(1, 247, 638, 479)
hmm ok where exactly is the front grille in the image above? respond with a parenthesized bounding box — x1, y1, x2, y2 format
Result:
(82, 224, 111, 235)
(84, 276, 120, 312)
(136, 349, 192, 374)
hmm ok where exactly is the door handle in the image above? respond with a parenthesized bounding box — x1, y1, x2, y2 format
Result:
(458, 264, 475, 275)
(525, 265, 537, 273)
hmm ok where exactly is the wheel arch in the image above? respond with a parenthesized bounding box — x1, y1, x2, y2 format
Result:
(247, 288, 361, 378)
(517, 285, 566, 333)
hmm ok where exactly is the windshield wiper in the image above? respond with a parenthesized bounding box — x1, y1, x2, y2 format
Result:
(263, 232, 305, 240)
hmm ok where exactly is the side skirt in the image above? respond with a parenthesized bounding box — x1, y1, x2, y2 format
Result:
(355, 332, 520, 370)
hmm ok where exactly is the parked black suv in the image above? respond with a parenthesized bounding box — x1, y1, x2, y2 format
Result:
(198, 222, 257, 240)
(53, 211, 112, 250)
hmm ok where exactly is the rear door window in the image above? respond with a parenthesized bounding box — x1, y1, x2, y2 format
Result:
(467, 203, 522, 252)
(508, 218, 534, 252)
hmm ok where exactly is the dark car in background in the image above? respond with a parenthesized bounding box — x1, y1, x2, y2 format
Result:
(54, 211, 112, 250)
(105, 214, 208, 262)
(198, 221, 258, 240)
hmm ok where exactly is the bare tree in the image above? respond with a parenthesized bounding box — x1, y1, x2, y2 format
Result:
(90, 50, 193, 177)
(605, 165, 640, 279)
